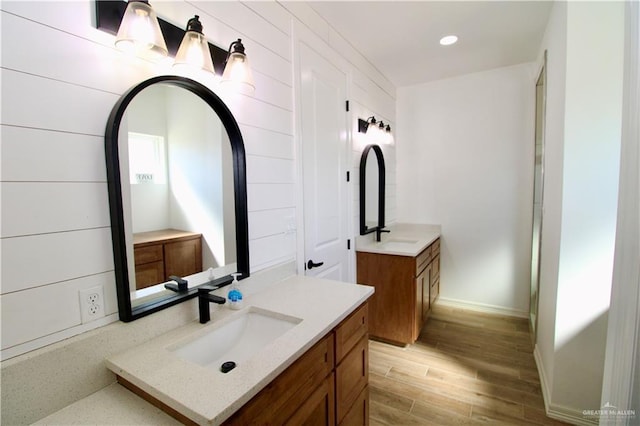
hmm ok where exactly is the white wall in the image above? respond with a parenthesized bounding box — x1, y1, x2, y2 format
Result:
(551, 0, 624, 414)
(0, 0, 395, 360)
(533, 1, 624, 422)
(396, 63, 535, 315)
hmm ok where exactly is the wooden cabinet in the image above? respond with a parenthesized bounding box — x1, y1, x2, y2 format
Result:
(133, 229, 202, 290)
(224, 302, 369, 426)
(357, 238, 440, 345)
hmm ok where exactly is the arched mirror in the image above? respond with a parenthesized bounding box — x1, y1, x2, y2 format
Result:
(359, 144, 386, 238)
(105, 75, 249, 322)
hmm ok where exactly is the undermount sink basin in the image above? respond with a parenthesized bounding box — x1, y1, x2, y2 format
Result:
(386, 238, 418, 244)
(379, 238, 419, 251)
(169, 307, 302, 372)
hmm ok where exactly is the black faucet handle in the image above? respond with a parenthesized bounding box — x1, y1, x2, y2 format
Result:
(197, 285, 218, 294)
(164, 275, 188, 292)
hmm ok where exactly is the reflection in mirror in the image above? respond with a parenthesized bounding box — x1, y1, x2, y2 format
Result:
(122, 84, 236, 307)
(359, 144, 386, 237)
(105, 75, 249, 322)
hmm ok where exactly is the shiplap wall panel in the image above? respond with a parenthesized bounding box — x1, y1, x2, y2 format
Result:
(279, 1, 330, 42)
(1, 2, 111, 43)
(227, 96, 292, 135)
(1, 11, 144, 95)
(250, 71, 293, 112)
(1, 228, 113, 294)
(351, 75, 396, 123)
(1, 127, 106, 182)
(249, 233, 296, 270)
(329, 29, 396, 100)
(1, 271, 117, 350)
(242, 1, 292, 36)
(249, 208, 296, 240)
(246, 156, 294, 184)
(1, 183, 110, 238)
(1, 70, 118, 135)
(241, 125, 294, 160)
(192, 2, 291, 60)
(247, 183, 296, 211)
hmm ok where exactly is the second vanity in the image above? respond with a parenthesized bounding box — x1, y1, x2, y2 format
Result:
(356, 223, 441, 345)
(105, 275, 373, 425)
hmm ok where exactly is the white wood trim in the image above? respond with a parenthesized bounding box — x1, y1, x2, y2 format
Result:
(534, 345, 599, 425)
(436, 297, 529, 318)
(600, 2, 640, 424)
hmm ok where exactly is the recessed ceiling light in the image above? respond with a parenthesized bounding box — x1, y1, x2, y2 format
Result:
(440, 35, 458, 46)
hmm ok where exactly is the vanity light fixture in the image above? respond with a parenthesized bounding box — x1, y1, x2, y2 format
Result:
(357, 116, 393, 144)
(221, 39, 255, 93)
(173, 15, 215, 74)
(115, 0, 167, 60)
(95, 1, 255, 88)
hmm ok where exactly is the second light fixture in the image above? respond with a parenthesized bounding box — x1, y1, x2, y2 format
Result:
(174, 15, 214, 74)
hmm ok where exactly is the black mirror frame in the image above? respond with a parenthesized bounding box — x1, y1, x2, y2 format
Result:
(359, 144, 386, 236)
(105, 75, 250, 322)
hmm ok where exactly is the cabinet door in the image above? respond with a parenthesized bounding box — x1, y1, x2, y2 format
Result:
(164, 238, 202, 279)
(430, 254, 440, 306)
(285, 374, 335, 426)
(414, 271, 424, 341)
(422, 264, 432, 323)
(339, 386, 368, 426)
(336, 336, 368, 423)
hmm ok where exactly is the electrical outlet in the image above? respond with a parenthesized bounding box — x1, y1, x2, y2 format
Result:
(79, 286, 105, 324)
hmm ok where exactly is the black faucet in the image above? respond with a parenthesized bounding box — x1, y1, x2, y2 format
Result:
(376, 228, 391, 242)
(198, 286, 226, 324)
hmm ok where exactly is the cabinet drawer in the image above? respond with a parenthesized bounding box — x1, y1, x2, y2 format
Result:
(415, 246, 432, 276)
(430, 278, 439, 306)
(431, 238, 440, 255)
(336, 335, 368, 423)
(224, 333, 335, 425)
(339, 385, 368, 426)
(335, 303, 368, 362)
(134, 244, 163, 265)
(134, 261, 164, 289)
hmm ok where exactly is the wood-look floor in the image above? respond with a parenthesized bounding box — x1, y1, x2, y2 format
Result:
(368, 304, 569, 425)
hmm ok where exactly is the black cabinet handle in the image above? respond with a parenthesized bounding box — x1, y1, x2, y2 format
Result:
(307, 259, 324, 270)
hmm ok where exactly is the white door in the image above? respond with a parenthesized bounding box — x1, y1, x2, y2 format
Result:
(299, 43, 350, 281)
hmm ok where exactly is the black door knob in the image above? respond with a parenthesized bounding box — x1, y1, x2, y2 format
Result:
(307, 259, 324, 270)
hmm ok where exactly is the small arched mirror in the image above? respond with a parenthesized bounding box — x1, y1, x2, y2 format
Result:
(105, 75, 249, 322)
(359, 144, 386, 238)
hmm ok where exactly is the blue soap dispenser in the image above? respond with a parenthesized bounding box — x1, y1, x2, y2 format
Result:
(227, 272, 243, 310)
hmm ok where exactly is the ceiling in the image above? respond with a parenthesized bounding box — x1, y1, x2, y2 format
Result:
(306, 1, 553, 87)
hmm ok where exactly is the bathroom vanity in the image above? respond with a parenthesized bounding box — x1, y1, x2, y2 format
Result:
(356, 224, 440, 345)
(105, 275, 373, 425)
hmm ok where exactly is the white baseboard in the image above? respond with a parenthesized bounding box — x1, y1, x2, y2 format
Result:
(534, 345, 598, 426)
(436, 297, 529, 318)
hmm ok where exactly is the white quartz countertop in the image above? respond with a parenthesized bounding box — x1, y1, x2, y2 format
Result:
(33, 383, 182, 425)
(356, 223, 441, 257)
(106, 275, 374, 426)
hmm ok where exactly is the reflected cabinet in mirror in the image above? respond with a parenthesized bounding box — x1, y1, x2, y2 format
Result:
(359, 144, 386, 238)
(105, 75, 249, 322)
